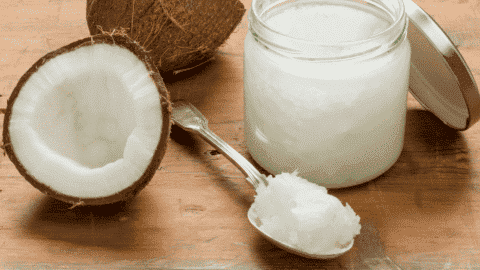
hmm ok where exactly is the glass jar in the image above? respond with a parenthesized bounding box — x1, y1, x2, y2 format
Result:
(243, 0, 411, 188)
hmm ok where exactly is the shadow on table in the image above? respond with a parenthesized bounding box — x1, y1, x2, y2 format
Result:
(19, 192, 165, 252)
(404, 108, 465, 147)
(250, 233, 363, 270)
(376, 108, 473, 201)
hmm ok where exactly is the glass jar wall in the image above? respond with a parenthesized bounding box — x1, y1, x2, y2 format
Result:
(243, 0, 411, 187)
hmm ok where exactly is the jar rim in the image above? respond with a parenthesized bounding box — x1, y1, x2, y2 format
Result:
(249, 0, 408, 60)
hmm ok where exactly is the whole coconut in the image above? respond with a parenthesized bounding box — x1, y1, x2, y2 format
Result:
(86, 0, 246, 75)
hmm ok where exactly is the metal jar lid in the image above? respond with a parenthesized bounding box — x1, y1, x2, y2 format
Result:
(404, 0, 480, 130)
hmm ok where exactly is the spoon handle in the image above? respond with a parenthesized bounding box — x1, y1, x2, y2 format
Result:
(171, 100, 267, 189)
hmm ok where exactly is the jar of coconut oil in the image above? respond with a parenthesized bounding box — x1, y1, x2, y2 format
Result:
(244, 0, 411, 187)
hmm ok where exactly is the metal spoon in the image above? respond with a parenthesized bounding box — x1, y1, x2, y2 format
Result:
(171, 100, 353, 259)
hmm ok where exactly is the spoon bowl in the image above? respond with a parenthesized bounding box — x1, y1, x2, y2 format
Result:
(171, 100, 353, 259)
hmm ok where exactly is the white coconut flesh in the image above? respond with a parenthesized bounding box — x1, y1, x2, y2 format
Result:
(8, 43, 162, 198)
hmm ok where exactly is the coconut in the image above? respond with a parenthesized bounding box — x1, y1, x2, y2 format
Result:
(86, 0, 246, 75)
(2, 33, 172, 206)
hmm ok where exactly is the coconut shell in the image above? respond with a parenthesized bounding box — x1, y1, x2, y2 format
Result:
(2, 33, 172, 206)
(86, 0, 245, 75)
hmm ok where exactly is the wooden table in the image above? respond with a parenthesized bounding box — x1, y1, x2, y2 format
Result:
(1, 0, 480, 268)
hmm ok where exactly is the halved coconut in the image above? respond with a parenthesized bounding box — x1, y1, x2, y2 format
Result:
(2, 33, 172, 206)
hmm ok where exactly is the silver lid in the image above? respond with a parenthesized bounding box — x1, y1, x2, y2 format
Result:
(404, 0, 480, 130)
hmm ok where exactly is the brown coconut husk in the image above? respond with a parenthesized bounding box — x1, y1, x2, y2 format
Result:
(2, 33, 172, 206)
(86, 0, 245, 76)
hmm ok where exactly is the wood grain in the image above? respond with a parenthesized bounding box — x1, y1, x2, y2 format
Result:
(2, 0, 480, 269)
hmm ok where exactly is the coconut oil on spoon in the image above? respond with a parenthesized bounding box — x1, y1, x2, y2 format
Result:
(171, 100, 360, 259)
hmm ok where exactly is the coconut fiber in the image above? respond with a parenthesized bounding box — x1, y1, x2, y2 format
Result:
(86, 0, 246, 74)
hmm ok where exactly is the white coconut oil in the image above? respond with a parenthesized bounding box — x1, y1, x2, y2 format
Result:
(252, 171, 361, 254)
(244, 0, 411, 187)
